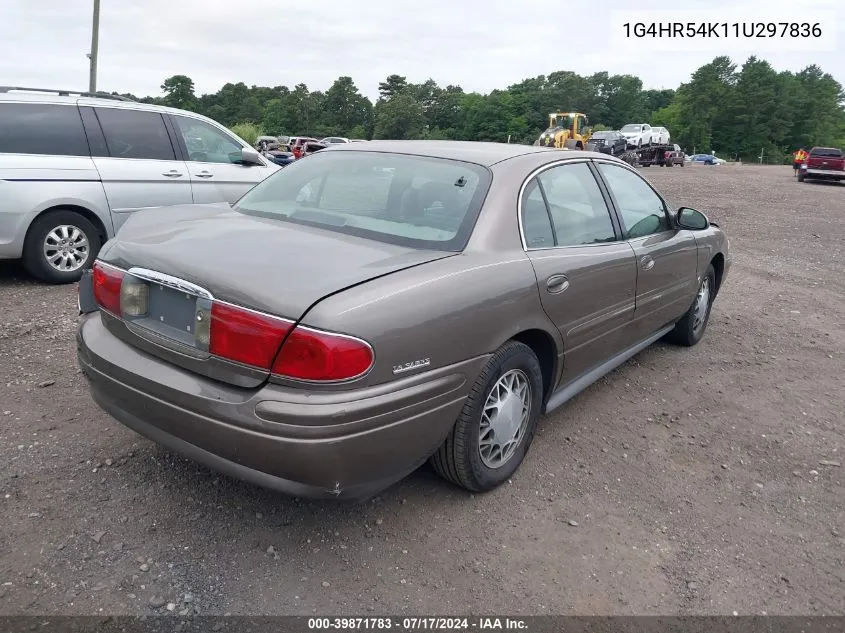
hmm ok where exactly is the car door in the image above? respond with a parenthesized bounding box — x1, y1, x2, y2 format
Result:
(168, 114, 274, 204)
(520, 160, 638, 384)
(88, 106, 193, 231)
(642, 124, 653, 144)
(594, 160, 699, 338)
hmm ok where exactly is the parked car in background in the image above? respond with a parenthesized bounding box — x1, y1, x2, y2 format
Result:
(320, 137, 351, 144)
(620, 123, 653, 148)
(688, 153, 718, 165)
(587, 130, 627, 156)
(77, 141, 730, 501)
(798, 147, 845, 183)
(652, 127, 671, 145)
(302, 141, 329, 157)
(0, 86, 279, 283)
(256, 136, 278, 151)
(287, 136, 321, 158)
(664, 144, 686, 166)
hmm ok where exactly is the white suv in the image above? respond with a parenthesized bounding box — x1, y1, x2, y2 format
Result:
(0, 87, 280, 283)
(652, 126, 671, 145)
(620, 123, 653, 148)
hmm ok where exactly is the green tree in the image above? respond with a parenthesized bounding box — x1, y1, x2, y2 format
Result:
(674, 56, 738, 152)
(230, 122, 263, 146)
(322, 76, 372, 135)
(378, 74, 409, 100)
(373, 93, 424, 139)
(161, 75, 196, 111)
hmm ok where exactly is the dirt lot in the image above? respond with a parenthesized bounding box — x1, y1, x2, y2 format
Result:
(0, 164, 843, 617)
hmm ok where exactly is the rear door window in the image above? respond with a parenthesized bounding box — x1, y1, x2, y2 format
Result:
(0, 103, 90, 156)
(94, 107, 176, 160)
(810, 147, 843, 158)
(533, 162, 617, 246)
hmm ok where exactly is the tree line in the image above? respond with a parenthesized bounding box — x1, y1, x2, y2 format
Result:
(118, 55, 845, 162)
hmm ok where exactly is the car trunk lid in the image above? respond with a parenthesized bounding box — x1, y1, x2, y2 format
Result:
(94, 203, 454, 387)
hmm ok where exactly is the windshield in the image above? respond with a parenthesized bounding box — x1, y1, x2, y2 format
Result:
(591, 131, 611, 138)
(234, 150, 492, 251)
(549, 115, 572, 129)
(621, 125, 641, 132)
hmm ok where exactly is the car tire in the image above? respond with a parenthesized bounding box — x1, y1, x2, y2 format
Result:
(430, 341, 544, 492)
(22, 210, 102, 284)
(797, 171, 805, 182)
(665, 264, 717, 347)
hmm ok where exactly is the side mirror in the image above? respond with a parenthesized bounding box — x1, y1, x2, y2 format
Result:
(240, 147, 263, 165)
(676, 206, 710, 230)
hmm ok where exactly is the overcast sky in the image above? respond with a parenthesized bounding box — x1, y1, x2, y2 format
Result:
(1, 0, 842, 101)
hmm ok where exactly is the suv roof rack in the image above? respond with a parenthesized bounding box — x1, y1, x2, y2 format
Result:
(0, 86, 135, 102)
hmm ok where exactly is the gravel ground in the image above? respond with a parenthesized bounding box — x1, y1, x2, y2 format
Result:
(0, 164, 843, 617)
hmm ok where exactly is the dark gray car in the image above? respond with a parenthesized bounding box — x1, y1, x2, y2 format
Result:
(77, 141, 731, 500)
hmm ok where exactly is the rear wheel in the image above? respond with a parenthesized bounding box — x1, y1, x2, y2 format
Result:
(22, 210, 102, 284)
(797, 171, 806, 182)
(665, 264, 716, 347)
(430, 341, 543, 492)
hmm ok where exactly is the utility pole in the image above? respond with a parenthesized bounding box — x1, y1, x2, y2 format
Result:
(87, 0, 101, 93)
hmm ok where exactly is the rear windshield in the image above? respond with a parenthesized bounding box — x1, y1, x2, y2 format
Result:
(810, 147, 843, 158)
(234, 150, 492, 251)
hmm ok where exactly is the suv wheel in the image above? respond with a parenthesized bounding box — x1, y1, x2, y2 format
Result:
(23, 210, 102, 284)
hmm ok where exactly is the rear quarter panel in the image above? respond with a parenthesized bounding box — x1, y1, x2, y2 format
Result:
(296, 251, 561, 390)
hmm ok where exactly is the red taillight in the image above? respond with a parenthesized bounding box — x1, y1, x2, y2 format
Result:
(209, 302, 293, 370)
(272, 326, 374, 382)
(92, 261, 124, 315)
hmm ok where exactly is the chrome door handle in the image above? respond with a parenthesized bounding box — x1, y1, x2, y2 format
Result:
(195, 171, 214, 178)
(546, 274, 570, 294)
(162, 171, 183, 177)
(640, 255, 655, 271)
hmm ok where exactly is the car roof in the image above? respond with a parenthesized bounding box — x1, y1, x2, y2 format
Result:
(0, 89, 202, 118)
(325, 140, 609, 166)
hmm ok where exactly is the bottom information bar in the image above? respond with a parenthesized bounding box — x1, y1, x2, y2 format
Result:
(1, 616, 844, 633)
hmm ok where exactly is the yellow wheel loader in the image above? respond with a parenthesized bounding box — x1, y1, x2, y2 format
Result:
(534, 112, 593, 150)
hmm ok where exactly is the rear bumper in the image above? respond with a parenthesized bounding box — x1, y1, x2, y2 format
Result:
(804, 168, 844, 179)
(77, 312, 483, 500)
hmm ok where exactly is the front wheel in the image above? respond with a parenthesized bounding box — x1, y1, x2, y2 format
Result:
(23, 210, 102, 284)
(797, 171, 806, 182)
(665, 264, 716, 347)
(430, 341, 543, 492)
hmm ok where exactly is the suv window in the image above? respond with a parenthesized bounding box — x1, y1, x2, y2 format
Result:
(531, 162, 617, 247)
(95, 108, 176, 160)
(173, 116, 244, 164)
(597, 163, 670, 239)
(0, 103, 90, 157)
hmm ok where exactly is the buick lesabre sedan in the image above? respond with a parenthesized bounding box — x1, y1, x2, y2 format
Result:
(77, 140, 730, 500)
